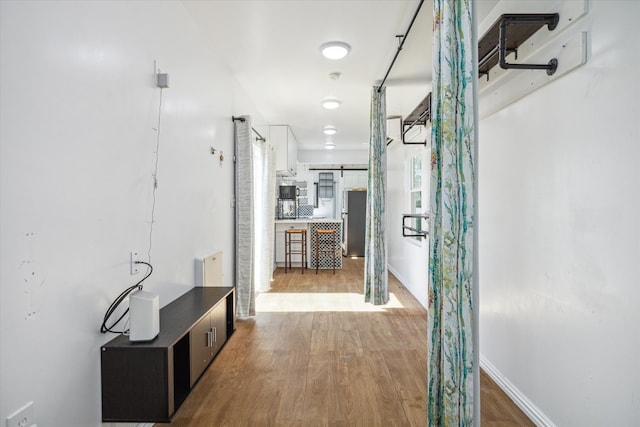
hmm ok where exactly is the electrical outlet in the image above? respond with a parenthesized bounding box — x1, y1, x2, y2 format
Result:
(130, 250, 140, 275)
(6, 401, 33, 427)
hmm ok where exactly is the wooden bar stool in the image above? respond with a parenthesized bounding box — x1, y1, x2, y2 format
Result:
(315, 229, 337, 274)
(284, 228, 307, 274)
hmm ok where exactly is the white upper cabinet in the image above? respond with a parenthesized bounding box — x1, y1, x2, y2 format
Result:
(270, 125, 298, 176)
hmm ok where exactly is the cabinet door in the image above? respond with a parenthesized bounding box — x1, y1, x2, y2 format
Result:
(286, 126, 297, 175)
(189, 314, 212, 387)
(275, 223, 293, 264)
(271, 125, 289, 174)
(210, 302, 227, 357)
(275, 231, 285, 263)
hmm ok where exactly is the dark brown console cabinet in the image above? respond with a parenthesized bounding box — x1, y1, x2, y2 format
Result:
(101, 287, 235, 423)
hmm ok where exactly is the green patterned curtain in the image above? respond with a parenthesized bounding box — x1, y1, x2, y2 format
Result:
(364, 86, 388, 305)
(428, 0, 476, 425)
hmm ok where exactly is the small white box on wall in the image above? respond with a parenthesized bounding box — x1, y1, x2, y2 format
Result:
(195, 251, 223, 286)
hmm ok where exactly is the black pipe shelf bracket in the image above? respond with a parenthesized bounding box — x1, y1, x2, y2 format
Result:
(402, 93, 431, 146)
(478, 13, 560, 81)
(402, 213, 429, 238)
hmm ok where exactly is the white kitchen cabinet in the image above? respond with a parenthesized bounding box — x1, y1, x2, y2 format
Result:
(342, 170, 368, 190)
(270, 125, 298, 176)
(274, 223, 288, 264)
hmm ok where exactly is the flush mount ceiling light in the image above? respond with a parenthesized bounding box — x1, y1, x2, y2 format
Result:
(324, 141, 336, 150)
(320, 42, 351, 60)
(321, 98, 341, 110)
(323, 125, 337, 135)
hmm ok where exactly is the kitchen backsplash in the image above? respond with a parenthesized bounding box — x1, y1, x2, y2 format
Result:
(298, 204, 314, 217)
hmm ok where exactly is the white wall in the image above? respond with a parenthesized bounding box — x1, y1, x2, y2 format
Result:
(297, 149, 368, 165)
(386, 140, 429, 308)
(0, 1, 261, 425)
(478, 2, 640, 425)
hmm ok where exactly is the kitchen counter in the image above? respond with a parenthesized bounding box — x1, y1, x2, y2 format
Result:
(275, 218, 341, 223)
(275, 219, 309, 224)
(274, 219, 342, 270)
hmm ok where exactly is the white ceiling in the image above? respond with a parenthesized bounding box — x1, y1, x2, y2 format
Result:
(183, 0, 498, 152)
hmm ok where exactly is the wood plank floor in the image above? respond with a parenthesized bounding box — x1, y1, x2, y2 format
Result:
(160, 257, 533, 426)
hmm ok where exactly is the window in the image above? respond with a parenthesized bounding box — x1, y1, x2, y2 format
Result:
(409, 154, 423, 241)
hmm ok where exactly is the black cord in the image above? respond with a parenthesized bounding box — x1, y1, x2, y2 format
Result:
(100, 261, 153, 334)
(101, 81, 162, 334)
(148, 88, 163, 264)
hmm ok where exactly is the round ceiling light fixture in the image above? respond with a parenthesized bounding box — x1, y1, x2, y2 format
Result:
(321, 98, 341, 110)
(320, 41, 351, 60)
(324, 141, 336, 150)
(323, 125, 337, 135)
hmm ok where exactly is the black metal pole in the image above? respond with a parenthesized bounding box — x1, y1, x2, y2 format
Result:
(233, 116, 265, 142)
(377, 0, 425, 92)
(251, 127, 266, 142)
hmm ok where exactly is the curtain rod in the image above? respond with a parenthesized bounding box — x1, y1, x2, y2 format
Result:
(376, 0, 425, 93)
(232, 116, 266, 142)
(252, 128, 266, 142)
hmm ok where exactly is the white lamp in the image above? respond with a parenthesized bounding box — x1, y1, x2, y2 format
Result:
(320, 42, 351, 60)
(321, 98, 341, 110)
(323, 125, 337, 135)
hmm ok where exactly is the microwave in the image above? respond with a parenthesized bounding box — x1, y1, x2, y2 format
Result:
(279, 185, 297, 200)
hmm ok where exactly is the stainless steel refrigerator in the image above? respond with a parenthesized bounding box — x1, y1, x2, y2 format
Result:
(342, 190, 367, 257)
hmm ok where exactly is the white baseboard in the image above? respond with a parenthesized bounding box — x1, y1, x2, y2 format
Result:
(480, 354, 556, 427)
(387, 264, 406, 285)
(387, 264, 428, 309)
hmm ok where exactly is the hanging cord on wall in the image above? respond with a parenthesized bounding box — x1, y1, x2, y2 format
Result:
(147, 87, 164, 264)
(100, 76, 165, 335)
(100, 261, 153, 334)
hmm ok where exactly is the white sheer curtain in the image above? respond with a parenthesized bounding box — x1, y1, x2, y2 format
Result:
(253, 138, 275, 293)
